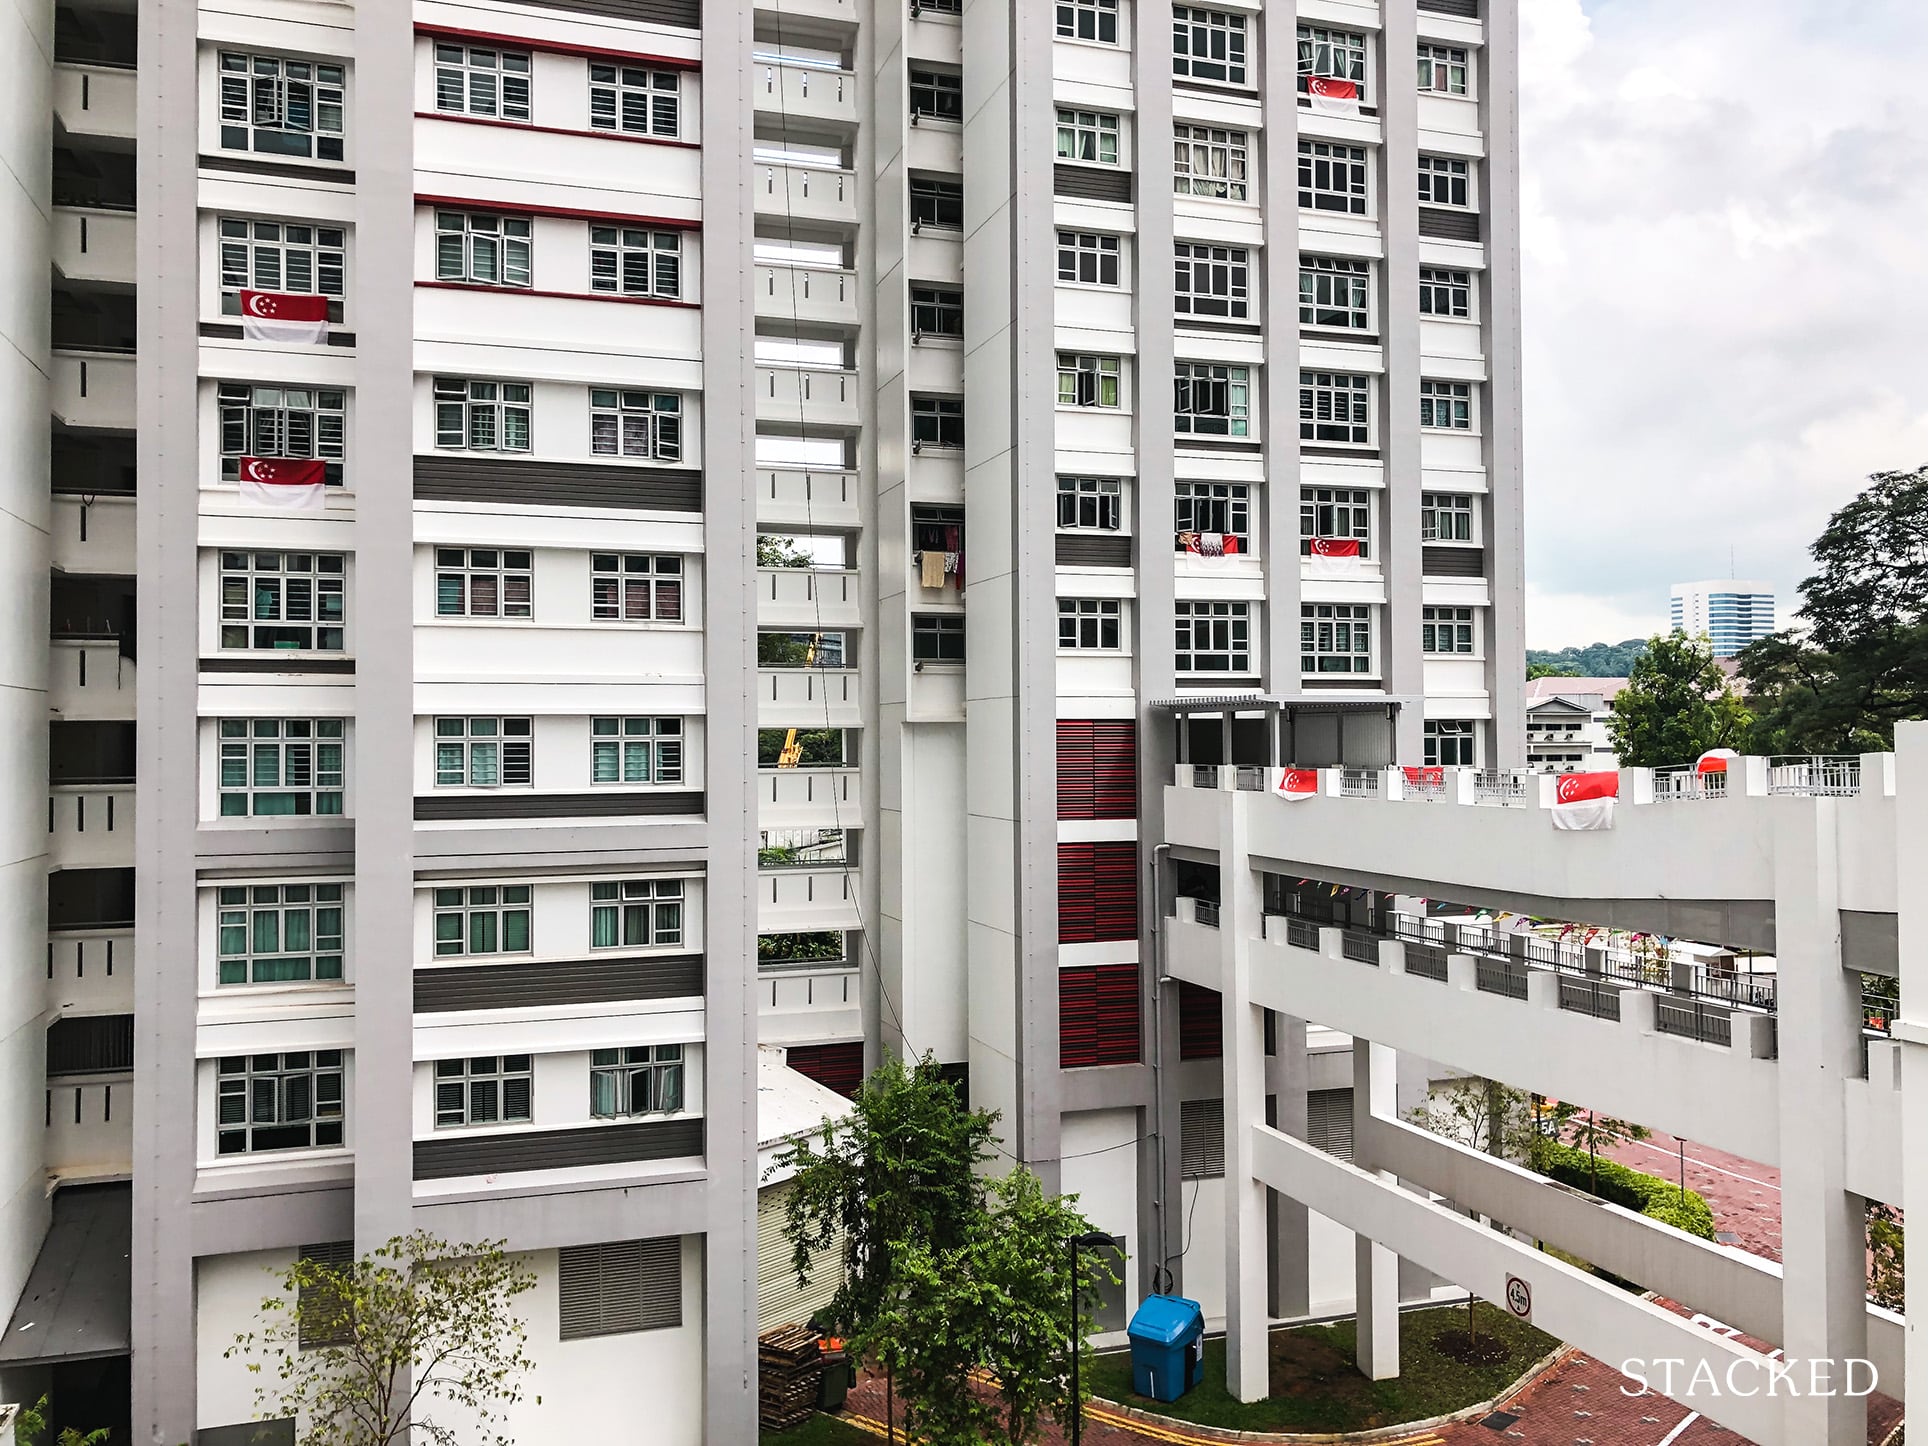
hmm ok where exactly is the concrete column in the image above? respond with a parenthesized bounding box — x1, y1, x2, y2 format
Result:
(1220, 795, 1269, 1402)
(1258, 0, 1302, 690)
(1353, 1038, 1400, 1380)
(1268, 1011, 1312, 1318)
(1772, 799, 1867, 1444)
(1892, 723, 1928, 1410)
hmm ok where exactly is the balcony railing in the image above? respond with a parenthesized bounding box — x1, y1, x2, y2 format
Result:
(756, 62, 859, 123)
(1472, 769, 1529, 806)
(1402, 941, 1448, 982)
(1475, 956, 1531, 1000)
(1340, 930, 1380, 965)
(1557, 975, 1623, 1021)
(1340, 768, 1380, 798)
(1655, 996, 1734, 1048)
(1766, 755, 1861, 797)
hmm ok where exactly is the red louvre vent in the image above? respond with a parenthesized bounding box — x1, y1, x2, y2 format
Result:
(1177, 981, 1223, 1060)
(1056, 721, 1137, 819)
(785, 1041, 864, 1098)
(1058, 842, 1138, 942)
(1060, 963, 1141, 1067)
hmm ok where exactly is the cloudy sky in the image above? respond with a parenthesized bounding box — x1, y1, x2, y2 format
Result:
(1519, 0, 1928, 646)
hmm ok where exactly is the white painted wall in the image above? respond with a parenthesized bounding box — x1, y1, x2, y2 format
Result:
(1060, 1107, 1141, 1321)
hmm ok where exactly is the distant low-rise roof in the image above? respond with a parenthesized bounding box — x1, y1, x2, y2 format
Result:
(1524, 675, 1631, 705)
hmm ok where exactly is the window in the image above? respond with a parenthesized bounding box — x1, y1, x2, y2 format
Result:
(588, 64, 680, 138)
(1418, 155, 1470, 208)
(1058, 843, 1139, 944)
(590, 1045, 684, 1116)
(1057, 475, 1122, 531)
(433, 717, 532, 787)
(1174, 243, 1249, 319)
(1173, 125, 1248, 201)
(591, 879, 684, 948)
(1421, 491, 1475, 542)
(1308, 1087, 1355, 1160)
(217, 1052, 344, 1153)
(434, 44, 530, 121)
(1057, 0, 1118, 43)
(1056, 108, 1120, 165)
(1300, 256, 1369, 330)
(1420, 267, 1471, 319)
(1300, 371, 1370, 445)
(1059, 962, 1140, 1066)
(913, 614, 966, 662)
(434, 1056, 532, 1127)
(1418, 44, 1469, 96)
(558, 1239, 683, 1339)
(1297, 25, 1366, 99)
(1056, 720, 1137, 820)
(1057, 353, 1121, 409)
(217, 52, 345, 161)
(218, 219, 344, 320)
(911, 396, 964, 450)
(1180, 1097, 1225, 1179)
(908, 176, 964, 230)
(1059, 599, 1122, 650)
(218, 384, 345, 484)
(435, 548, 532, 619)
(591, 717, 684, 784)
(910, 285, 963, 337)
(433, 378, 531, 452)
(217, 884, 344, 985)
(1420, 379, 1473, 430)
(909, 68, 962, 121)
(590, 390, 682, 461)
(591, 554, 684, 622)
(590, 227, 681, 298)
(1174, 481, 1249, 549)
(1422, 606, 1475, 655)
(1175, 362, 1250, 437)
(434, 211, 531, 288)
(1298, 140, 1367, 214)
(432, 885, 532, 957)
(1172, 7, 1247, 86)
(1300, 487, 1369, 555)
(1058, 231, 1121, 287)
(217, 719, 344, 816)
(220, 552, 345, 651)
(1425, 719, 1477, 767)
(1175, 600, 1251, 673)
(1300, 603, 1373, 674)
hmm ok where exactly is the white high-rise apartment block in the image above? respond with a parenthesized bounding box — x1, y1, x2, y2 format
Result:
(0, 0, 1529, 1438)
(1672, 578, 1777, 657)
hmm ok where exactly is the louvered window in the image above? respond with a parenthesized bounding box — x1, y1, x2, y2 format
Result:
(1177, 981, 1222, 1060)
(785, 1041, 864, 1098)
(1056, 720, 1136, 820)
(1058, 963, 1139, 1067)
(1180, 1097, 1224, 1179)
(1058, 842, 1138, 942)
(558, 1237, 682, 1340)
(1307, 1087, 1355, 1161)
(297, 1241, 354, 1348)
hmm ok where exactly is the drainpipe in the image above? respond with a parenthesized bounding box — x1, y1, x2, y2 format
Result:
(1149, 840, 1173, 1291)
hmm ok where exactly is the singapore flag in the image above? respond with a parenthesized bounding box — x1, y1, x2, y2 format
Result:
(1307, 75, 1360, 116)
(1549, 770, 1618, 831)
(240, 291, 329, 344)
(1275, 767, 1320, 801)
(237, 457, 328, 511)
(1305, 537, 1364, 577)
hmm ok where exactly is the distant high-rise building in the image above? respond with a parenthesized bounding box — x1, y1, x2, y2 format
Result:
(1671, 580, 1776, 657)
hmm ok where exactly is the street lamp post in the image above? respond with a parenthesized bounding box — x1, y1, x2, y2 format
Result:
(1068, 1230, 1114, 1446)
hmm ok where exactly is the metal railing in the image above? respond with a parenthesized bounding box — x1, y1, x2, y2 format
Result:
(1403, 942, 1448, 982)
(1232, 765, 1269, 792)
(1557, 975, 1623, 1021)
(1340, 768, 1381, 798)
(1401, 768, 1449, 801)
(1193, 899, 1221, 928)
(1766, 755, 1861, 797)
(1655, 997, 1733, 1047)
(1341, 931, 1379, 965)
(1475, 957, 1530, 1000)
(1472, 769, 1529, 806)
(1652, 766, 1726, 801)
(1284, 917, 1320, 951)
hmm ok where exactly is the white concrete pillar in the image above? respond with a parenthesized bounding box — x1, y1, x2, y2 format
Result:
(1772, 798, 1868, 1445)
(1269, 1009, 1312, 1319)
(1353, 1038, 1400, 1380)
(1220, 794, 1270, 1401)
(1893, 723, 1928, 1411)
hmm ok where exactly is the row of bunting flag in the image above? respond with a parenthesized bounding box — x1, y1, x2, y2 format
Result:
(1272, 764, 1623, 829)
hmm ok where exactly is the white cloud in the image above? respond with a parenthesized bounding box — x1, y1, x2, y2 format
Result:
(1520, 0, 1928, 649)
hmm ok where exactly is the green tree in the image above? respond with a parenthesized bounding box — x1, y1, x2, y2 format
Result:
(1526, 639, 1650, 678)
(1527, 661, 1582, 680)
(1868, 1201, 1904, 1310)
(15, 1395, 109, 1446)
(759, 534, 817, 568)
(1606, 631, 1752, 767)
(1546, 1103, 1652, 1195)
(1414, 1075, 1546, 1163)
(226, 1232, 536, 1446)
(757, 929, 846, 963)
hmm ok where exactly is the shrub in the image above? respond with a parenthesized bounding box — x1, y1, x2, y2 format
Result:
(1538, 1140, 1715, 1240)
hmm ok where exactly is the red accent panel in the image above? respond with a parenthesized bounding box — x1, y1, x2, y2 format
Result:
(416, 23, 702, 70)
(414, 111, 701, 149)
(1058, 842, 1138, 943)
(414, 280, 700, 309)
(1177, 981, 1223, 1060)
(415, 193, 699, 231)
(784, 1042, 865, 1099)
(1056, 720, 1137, 820)
(1060, 963, 1141, 1068)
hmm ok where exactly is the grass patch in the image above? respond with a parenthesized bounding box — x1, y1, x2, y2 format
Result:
(1087, 1301, 1558, 1434)
(760, 1412, 877, 1446)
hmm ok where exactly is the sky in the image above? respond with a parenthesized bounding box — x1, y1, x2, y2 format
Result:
(1518, 0, 1928, 647)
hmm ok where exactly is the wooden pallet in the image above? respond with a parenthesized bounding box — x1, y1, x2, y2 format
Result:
(758, 1325, 824, 1432)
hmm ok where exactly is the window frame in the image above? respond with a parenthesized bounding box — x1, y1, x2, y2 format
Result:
(1174, 241, 1250, 320)
(432, 716, 534, 788)
(433, 210, 532, 289)
(1298, 140, 1369, 215)
(1299, 370, 1372, 446)
(1300, 602, 1376, 676)
(591, 717, 685, 785)
(1424, 719, 1478, 767)
(1299, 487, 1371, 557)
(587, 63, 680, 139)
(1174, 480, 1250, 550)
(589, 226, 682, 299)
(217, 218, 346, 322)
(216, 883, 345, 986)
(1417, 154, 1473, 209)
(912, 613, 966, 663)
(908, 67, 963, 122)
(1057, 352, 1122, 410)
(432, 377, 532, 453)
(589, 389, 683, 461)
(1296, 24, 1368, 101)
(432, 885, 533, 958)
(590, 553, 685, 623)
(1420, 378, 1475, 431)
(1057, 475, 1124, 532)
(434, 547, 533, 620)
(908, 176, 964, 231)
(1058, 598, 1124, 651)
(1421, 491, 1477, 544)
(217, 1051, 345, 1153)
(217, 718, 345, 817)
(1173, 124, 1250, 202)
(219, 551, 346, 652)
(1174, 599, 1252, 674)
(1419, 266, 1473, 321)
(1174, 361, 1251, 438)
(1172, 6, 1249, 87)
(909, 284, 964, 338)
(434, 43, 531, 122)
(433, 1055, 534, 1128)
(1056, 0, 1119, 44)
(591, 878, 685, 949)
(218, 383, 346, 485)
(911, 395, 965, 450)
(1299, 255, 1371, 331)
(1421, 605, 1476, 656)
(1417, 43, 1471, 98)
(1055, 108, 1121, 166)
(1057, 231, 1122, 288)
(217, 52, 346, 163)
(590, 1045, 685, 1117)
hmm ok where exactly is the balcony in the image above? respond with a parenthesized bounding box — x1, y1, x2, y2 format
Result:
(53, 207, 135, 286)
(754, 62, 859, 127)
(49, 785, 134, 870)
(757, 365, 861, 428)
(757, 467, 863, 531)
(755, 162, 859, 226)
(48, 640, 134, 721)
(45, 1077, 132, 1182)
(759, 766, 862, 827)
(758, 866, 863, 932)
(755, 0, 859, 22)
(758, 567, 861, 629)
(52, 351, 135, 430)
(758, 963, 862, 1046)
(54, 62, 137, 140)
(48, 927, 134, 1018)
(51, 493, 135, 576)
(760, 667, 862, 728)
(755, 264, 860, 328)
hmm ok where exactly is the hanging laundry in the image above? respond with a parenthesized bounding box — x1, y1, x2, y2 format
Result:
(918, 550, 946, 588)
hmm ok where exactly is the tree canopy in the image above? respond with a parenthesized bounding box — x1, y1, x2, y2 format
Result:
(1525, 639, 1650, 678)
(1606, 631, 1752, 767)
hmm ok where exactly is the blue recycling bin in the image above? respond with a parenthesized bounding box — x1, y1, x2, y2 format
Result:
(1126, 1294, 1205, 1403)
